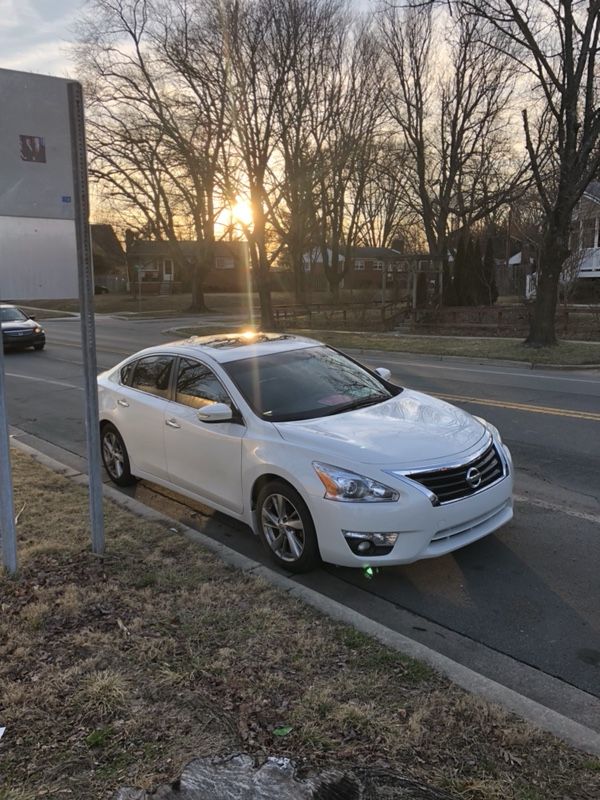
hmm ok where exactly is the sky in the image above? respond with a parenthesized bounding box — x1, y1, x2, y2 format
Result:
(0, 0, 373, 78)
(0, 0, 81, 78)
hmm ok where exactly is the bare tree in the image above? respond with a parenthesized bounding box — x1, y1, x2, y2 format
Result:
(379, 2, 526, 270)
(76, 0, 232, 311)
(457, 0, 600, 346)
(312, 21, 387, 299)
(355, 141, 418, 249)
(271, 0, 348, 302)
(223, 0, 303, 327)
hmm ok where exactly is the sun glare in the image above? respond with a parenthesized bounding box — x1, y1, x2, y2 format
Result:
(232, 197, 253, 227)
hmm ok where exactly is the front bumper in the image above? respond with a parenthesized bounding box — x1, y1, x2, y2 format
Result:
(308, 446, 514, 567)
(2, 331, 45, 349)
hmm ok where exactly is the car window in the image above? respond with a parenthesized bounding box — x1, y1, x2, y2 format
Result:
(175, 357, 231, 409)
(120, 361, 136, 386)
(1, 307, 28, 323)
(130, 356, 174, 398)
(224, 346, 400, 422)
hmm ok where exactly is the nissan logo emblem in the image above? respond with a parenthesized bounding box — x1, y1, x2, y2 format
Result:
(466, 466, 482, 489)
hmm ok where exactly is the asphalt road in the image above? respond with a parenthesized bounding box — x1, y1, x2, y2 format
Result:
(4, 314, 600, 730)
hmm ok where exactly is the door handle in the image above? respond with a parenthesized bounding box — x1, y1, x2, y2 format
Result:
(165, 418, 181, 429)
(117, 399, 129, 407)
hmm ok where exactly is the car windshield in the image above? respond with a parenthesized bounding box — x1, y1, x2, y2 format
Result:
(223, 346, 401, 422)
(0, 307, 28, 323)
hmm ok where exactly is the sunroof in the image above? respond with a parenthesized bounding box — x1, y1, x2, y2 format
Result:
(187, 333, 295, 350)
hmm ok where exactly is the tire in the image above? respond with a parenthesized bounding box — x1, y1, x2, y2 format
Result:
(33, 343, 45, 351)
(101, 423, 137, 486)
(256, 480, 321, 573)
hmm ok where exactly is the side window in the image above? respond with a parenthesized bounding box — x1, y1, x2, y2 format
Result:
(175, 358, 231, 409)
(120, 361, 136, 386)
(131, 356, 174, 398)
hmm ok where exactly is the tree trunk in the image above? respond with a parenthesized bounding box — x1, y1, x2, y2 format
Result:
(188, 261, 209, 313)
(292, 252, 306, 305)
(526, 225, 568, 347)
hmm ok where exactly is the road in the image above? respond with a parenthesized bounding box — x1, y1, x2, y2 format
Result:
(4, 314, 600, 731)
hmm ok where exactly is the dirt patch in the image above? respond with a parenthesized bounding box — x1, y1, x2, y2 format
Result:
(1, 451, 598, 799)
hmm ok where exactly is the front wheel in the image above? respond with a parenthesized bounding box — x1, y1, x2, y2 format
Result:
(33, 343, 45, 351)
(256, 481, 321, 573)
(101, 423, 137, 486)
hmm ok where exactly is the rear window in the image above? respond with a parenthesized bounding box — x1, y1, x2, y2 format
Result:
(129, 356, 174, 398)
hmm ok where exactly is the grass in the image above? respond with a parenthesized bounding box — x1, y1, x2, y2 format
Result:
(299, 330, 600, 366)
(1, 452, 599, 799)
(174, 324, 600, 366)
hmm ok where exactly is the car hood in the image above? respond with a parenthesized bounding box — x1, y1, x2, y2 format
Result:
(274, 389, 487, 467)
(1, 319, 36, 331)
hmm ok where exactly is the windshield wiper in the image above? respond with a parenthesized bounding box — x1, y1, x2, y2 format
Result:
(325, 393, 390, 415)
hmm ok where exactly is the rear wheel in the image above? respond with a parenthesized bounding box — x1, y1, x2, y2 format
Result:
(101, 423, 137, 486)
(256, 481, 320, 573)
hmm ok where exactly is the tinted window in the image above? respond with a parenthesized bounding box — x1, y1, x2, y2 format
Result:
(120, 361, 135, 386)
(131, 356, 173, 398)
(224, 346, 399, 422)
(1, 307, 28, 323)
(175, 358, 231, 409)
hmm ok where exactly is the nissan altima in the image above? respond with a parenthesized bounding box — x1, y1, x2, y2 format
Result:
(97, 333, 513, 572)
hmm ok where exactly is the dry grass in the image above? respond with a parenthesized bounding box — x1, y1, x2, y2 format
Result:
(0, 450, 598, 799)
(174, 324, 600, 366)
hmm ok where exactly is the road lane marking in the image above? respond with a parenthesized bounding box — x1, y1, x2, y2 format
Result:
(5, 373, 83, 390)
(358, 353, 600, 385)
(436, 392, 600, 422)
(514, 495, 600, 525)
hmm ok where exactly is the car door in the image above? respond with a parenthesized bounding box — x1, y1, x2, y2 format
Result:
(164, 356, 245, 513)
(114, 354, 174, 480)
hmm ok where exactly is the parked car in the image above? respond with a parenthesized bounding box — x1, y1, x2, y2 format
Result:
(97, 333, 513, 572)
(1, 304, 45, 351)
(94, 285, 110, 295)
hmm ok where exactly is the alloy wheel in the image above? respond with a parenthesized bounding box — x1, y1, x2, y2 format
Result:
(261, 493, 306, 563)
(102, 431, 125, 480)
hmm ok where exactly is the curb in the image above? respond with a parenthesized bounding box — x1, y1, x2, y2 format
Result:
(9, 436, 600, 757)
(163, 327, 600, 372)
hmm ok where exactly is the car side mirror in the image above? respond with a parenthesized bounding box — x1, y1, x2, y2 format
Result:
(197, 402, 233, 423)
(29, 315, 36, 320)
(375, 367, 392, 381)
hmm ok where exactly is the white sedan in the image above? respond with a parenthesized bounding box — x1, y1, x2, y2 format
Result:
(97, 333, 513, 572)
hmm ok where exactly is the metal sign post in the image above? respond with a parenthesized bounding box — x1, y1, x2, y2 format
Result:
(0, 333, 17, 574)
(68, 82, 105, 555)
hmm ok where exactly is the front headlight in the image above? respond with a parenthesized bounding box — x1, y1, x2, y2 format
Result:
(34, 326, 43, 334)
(475, 416, 502, 445)
(313, 462, 399, 502)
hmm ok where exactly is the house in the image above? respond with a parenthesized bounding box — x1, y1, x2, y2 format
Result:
(570, 181, 600, 282)
(91, 224, 129, 292)
(126, 238, 250, 294)
(301, 246, 406, 290)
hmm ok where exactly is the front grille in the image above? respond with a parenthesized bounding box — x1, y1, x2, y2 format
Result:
(407, 444, 504, 504)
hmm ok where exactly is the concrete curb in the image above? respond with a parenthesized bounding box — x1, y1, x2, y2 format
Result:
(163, 327, 600, 372)
(9, 436, 600, 757)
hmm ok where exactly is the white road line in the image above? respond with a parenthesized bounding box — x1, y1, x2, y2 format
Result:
(515, 494, 600, 525)
(5, 373, 83, 391)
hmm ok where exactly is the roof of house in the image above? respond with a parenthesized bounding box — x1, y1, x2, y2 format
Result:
(127, 239, 248, 261)
(91, 224, 126, 265)
(350, 247, 402, 260)
(302, 246, 403, 263)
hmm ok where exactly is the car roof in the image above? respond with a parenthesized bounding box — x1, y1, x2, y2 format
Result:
(133, 332, 323, 364)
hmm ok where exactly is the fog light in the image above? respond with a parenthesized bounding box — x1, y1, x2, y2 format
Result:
(342, 531, 399, 556)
